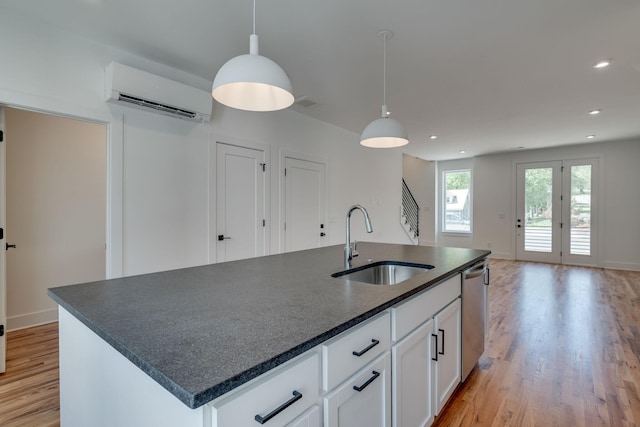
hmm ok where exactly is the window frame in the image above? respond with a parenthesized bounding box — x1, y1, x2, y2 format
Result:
(441, 168, 473, 235)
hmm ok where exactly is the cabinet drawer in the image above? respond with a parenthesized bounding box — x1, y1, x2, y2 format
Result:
(211, 352, 320, 427)
(391, 274, 461, 341)
(323, 352, 391, 427)
(322, 312, 391, 392)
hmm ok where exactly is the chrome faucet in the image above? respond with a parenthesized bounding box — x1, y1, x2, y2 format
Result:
(345, 205, 373, 269)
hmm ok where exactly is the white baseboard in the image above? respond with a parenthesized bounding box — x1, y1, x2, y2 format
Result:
(7, 308, 58, 332)
(488, 252, 512, 260)
(419, 240, 436, 247)
(601, 261, 640, 272)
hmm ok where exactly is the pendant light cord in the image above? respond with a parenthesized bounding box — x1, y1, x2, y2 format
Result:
(383, 33, 387, 108)
(252, 0, 256, 34)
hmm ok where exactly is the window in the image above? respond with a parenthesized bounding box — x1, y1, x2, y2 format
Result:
(443, 169, 472, 233)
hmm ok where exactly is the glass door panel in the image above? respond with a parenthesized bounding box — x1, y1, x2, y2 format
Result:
(523, 167, 553, 253)
(516, 161, 562, 263)
(569, 165, 591, 255)
(562, 159, 597, 265)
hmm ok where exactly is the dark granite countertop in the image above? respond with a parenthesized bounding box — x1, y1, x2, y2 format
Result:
(48, 242, 490, 409)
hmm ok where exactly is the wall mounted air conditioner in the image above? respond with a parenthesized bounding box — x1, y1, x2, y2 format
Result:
(105, 62, 212, 123)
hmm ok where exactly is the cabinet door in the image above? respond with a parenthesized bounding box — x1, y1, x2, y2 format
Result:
(324, 352, 391, 427)
(433, 298, 461, 415)
(391, 319, 434, 427)
(288, 405, 321, 427)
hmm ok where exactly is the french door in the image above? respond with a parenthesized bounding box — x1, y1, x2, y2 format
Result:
(516, 158, 598, 266)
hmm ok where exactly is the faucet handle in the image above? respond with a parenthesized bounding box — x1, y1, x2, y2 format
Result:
(351, 240, 359, 257)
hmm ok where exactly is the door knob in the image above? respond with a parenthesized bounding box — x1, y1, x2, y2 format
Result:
(217, 235, 231, 241)
(320, 232, 326, 237)
(6, 243, 16, 250)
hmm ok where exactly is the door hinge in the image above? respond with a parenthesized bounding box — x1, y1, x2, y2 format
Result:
(0, 130, 3, 142)
(0, 227, 3, 240)
(284, 168, 287, 176)
(262, 219, 266, 227)
(560, 251, 563, 257)
(560, 222, 563, 228)
(560, 194, 563, 201)
(260, 163, 266, 172)
(0, 325, 4, 337)
(561, 166, 564, 172)
(284, 222, 286, 231)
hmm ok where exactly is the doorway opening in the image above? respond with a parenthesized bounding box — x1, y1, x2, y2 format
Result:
(2, 107, 107, 331)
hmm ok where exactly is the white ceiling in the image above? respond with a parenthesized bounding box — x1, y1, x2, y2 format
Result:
(6, 0, 640, 160)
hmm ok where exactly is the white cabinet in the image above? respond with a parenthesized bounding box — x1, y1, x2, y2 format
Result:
(322, 312, 391, 392)
(390, 274, 461, 427)
(210, 352, 321, 427)
(324, 352, 391, 427)
(433, 298, 462, 415)
(391, 319, 434, 427)
(288, 405, 321, 427)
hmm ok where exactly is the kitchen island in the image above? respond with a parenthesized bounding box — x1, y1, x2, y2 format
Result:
(49, 242, 490, 426)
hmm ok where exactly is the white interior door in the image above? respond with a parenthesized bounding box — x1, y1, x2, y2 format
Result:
(216, 143, 266, 262)
(0, 107, 6, 373)
(516, 161, 562, 263)
(284, 157, 326, 252)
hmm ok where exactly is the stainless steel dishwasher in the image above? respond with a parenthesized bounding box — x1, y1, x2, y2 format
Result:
(461, 258, 489, 381)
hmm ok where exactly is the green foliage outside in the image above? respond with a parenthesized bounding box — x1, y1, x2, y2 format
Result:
(524, 165, 591, 227)
(446, 171, 470, 190)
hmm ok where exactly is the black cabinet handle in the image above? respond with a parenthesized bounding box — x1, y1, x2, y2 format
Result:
(353, 370, 380, 392)
(431, 333, 438, 361)
(254, 391, 302, 424)
(5, 243, 16, 250)
(439, 329, 445, 355)
(352, 339, 380, 357)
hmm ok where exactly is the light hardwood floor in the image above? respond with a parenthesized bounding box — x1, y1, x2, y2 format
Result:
(0, 260, 638, 426)
(434, 259, 640, 426)
(0, 322, 59, 427)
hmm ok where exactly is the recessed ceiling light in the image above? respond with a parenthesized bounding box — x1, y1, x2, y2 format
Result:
(429, 135, 438, 140)
(588, 109, 602, 115)
(459, 150, 466, 154)
(586, 134, 596, 139)
(593, 60, 611, 69)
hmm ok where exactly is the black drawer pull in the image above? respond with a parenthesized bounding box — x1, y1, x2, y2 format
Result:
(353, 370, 380, 392)
(352, 339, 380, 357)
(438, 329, 445, 355)
(431, 333, 438, 361)
(254, 391, 302, 424)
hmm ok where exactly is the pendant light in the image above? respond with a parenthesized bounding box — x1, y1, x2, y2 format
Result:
(361, 30, 409, 148)
(212, 0, 294, 112)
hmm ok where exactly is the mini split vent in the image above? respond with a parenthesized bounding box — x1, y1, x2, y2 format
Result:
(294, 96, 318, 108)
(104, 62, 213, 122)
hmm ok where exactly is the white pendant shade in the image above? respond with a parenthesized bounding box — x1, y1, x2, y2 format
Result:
(212, 3, 294, 113)
(212, 49, 294, 112)
(361, 116, 409, 148)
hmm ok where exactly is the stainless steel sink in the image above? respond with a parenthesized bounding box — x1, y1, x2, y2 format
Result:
(332, 261, 434, 285)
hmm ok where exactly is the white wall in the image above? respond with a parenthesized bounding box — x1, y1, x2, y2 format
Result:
(402, 154, 436, 245)
(438, 139, 640, 270)
(0, 9, 408, 283)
